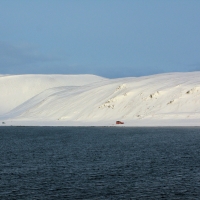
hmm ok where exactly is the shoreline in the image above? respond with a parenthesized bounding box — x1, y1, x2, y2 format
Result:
(1, 119, 200, 127)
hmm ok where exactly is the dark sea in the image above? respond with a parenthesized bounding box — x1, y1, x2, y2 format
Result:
(0, 127, 200, 200)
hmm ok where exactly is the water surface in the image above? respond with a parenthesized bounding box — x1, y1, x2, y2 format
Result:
(0, 127, 200, 199)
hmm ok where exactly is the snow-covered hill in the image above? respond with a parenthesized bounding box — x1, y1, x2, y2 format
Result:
(1, 72, 200, 126)
(0, 74, 106, 115)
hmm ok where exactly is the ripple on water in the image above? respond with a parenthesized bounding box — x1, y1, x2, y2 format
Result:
(0, 127, 200, 199)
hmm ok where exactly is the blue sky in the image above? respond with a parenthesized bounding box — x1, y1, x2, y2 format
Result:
(1, 0, 200, 78)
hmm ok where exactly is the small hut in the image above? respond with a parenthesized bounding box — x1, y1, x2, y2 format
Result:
(116, 121, 124, 125)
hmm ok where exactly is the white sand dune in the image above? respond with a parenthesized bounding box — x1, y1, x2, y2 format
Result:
(1, 72, 200, 126)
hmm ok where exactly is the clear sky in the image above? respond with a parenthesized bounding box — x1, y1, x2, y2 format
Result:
(1, 0, 200, 78)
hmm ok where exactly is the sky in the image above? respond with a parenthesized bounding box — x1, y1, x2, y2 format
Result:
(0, 0, 200, 78)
